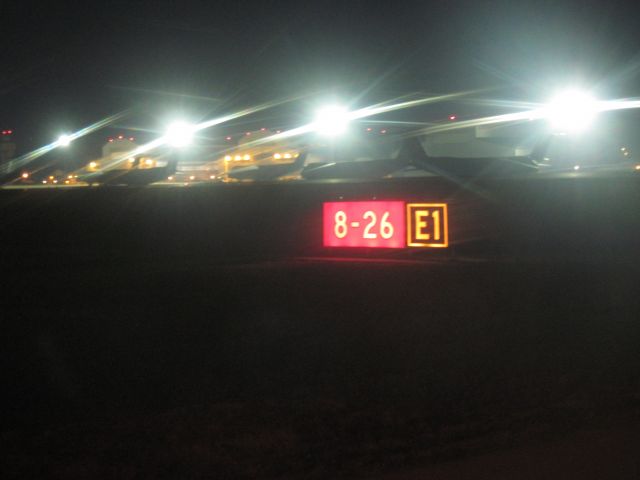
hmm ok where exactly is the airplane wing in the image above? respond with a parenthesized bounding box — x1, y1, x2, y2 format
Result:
(227, 152, 308, 181)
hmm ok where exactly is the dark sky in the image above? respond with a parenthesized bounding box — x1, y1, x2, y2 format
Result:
(3, 0, 640, 149)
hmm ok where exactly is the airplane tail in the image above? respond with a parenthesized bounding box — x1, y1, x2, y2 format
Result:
(396, 136, 428, 166)
(291, 150, 308, 169)
(166, 155, 180, 175)
(528, 134, 553, 164)
(408, 136, 538, 177)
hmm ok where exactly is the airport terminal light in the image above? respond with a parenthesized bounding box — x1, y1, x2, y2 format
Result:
(313, 105, 350, 136)
(57, 134, 72, 147)
(164, 121, 195, 147)
(545, 90, 599, 134)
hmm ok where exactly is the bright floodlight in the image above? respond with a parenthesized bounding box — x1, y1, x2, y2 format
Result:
(313, 105, 350, 136)
(165, 121, 195, 147)
(545, 90, 599, 134)
(57, 134, 72, 147)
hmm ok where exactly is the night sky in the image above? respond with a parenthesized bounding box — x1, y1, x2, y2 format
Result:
(3, 0, 640, 151)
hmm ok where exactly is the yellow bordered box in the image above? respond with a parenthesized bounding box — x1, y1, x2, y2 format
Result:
(406, 203, 449, 248)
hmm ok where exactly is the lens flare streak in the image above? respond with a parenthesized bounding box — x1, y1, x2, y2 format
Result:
(0, 111, 129, 176)
(233, 91, 480, 150)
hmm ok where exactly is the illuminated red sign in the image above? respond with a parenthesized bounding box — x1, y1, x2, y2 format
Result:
(323, 201, 449, 249)
(323, 201, 406, 248)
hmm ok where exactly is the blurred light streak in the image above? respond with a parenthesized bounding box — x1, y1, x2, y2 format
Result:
(114, 97, 300, 165)
(0, 111, 129, 176)
(194, 100, 282, 131)
(597, 98, 640, 112)
(365, 120, 436, 126)
(407, 110, 538, 137)
(349, 90, 480, 121)
(105, 99, 291, 166)
(108, 85, 222, 103)
(409, 97, 640, 138)
(461, 98, 542, 110)
(236, 91, 480, 150)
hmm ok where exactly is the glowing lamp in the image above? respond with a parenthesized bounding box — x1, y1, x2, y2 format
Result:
(164, 121, 195, 147)
(313, 105, 350, 136)
(57, 134, 72, 147)
(545, 90, 599, 134)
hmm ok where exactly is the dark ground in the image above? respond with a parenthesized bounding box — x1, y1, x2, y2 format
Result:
(1, 176, 639, 478)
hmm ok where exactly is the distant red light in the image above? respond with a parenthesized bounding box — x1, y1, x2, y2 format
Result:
(108, 137, 114, 142)
(129, 137, 135, 141)
(260, 127, 266, 131)
(118, 135, 124, 140)
(366, 127, 372, 132)
(448, 115, 457, 121)
(225, 136, 232, 141)
(7, 130, 12, 134)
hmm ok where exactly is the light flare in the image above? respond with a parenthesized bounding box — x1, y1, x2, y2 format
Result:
(543, 90, 598, 133)
(235, 91, 480, 150)
(0, 111, 129, 176)
(57, 134, 72, 147)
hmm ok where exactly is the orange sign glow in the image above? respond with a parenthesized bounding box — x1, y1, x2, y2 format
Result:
(406, 203, 448, 248)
